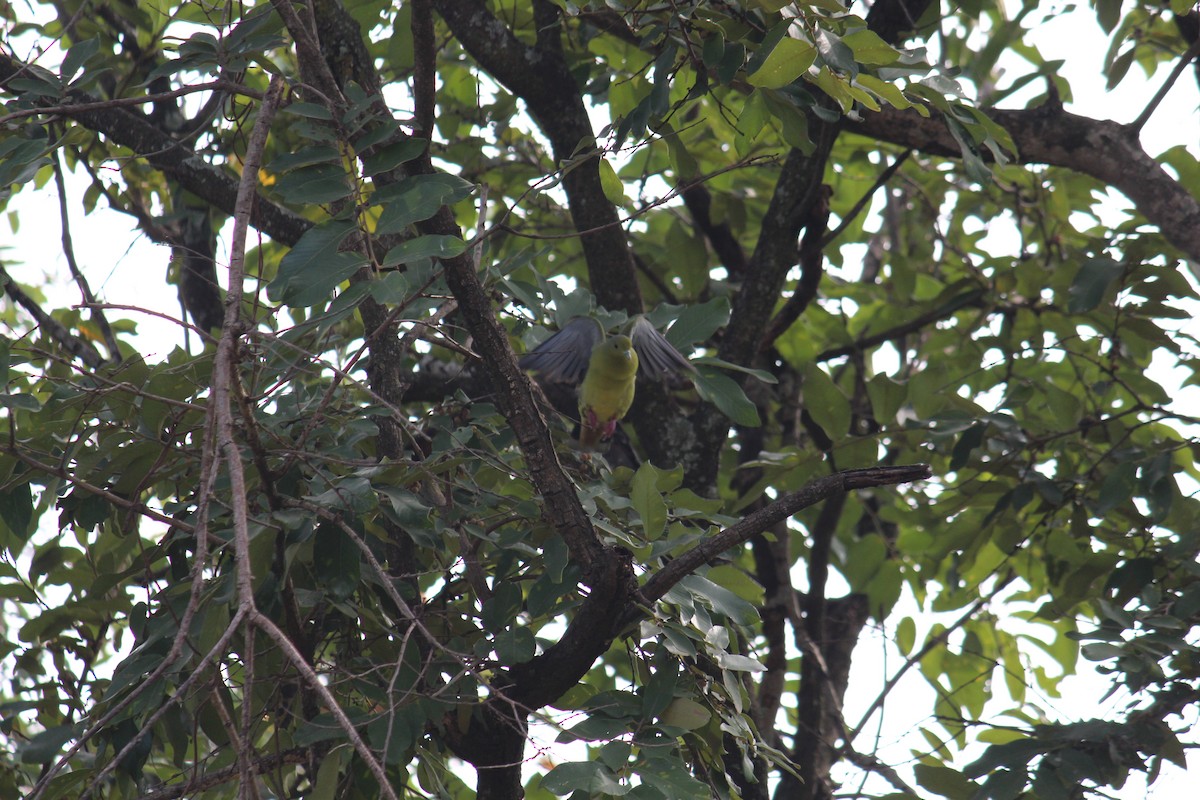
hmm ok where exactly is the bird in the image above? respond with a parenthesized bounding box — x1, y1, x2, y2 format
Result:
(520, 316, 695, 449)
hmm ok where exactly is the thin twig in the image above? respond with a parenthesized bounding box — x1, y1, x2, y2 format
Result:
(132, 749, 313, 800)
(209, 74, 399, 800)
(1130, 38, 1200, 133)
(638, 465, 932, 606)
(251, 610, 398, 797)
(472, 155, 777, 248)
(815, 288, 985, 362)
(0, 264, 105, 368)
(1, 446, 190, 532)
(848, 585, 1003, 737)
(820, 151, 910, 248)
(52, 150, 122, 361)
(0, 79, 261, 126)
(72, 609, 249, 800)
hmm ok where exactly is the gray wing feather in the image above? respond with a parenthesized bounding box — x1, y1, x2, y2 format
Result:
(629, 316, 695, 379)
(518, 317, 603, 384)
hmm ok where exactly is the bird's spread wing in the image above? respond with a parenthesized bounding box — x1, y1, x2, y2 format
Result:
(629, 316, 695, 379)
(518, 316, 603, 383)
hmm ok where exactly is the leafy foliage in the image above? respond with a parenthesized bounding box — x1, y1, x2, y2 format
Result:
(0, 1, 1197, 799)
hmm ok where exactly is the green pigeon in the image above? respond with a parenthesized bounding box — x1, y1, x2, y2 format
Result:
(520, 316, 695, 449)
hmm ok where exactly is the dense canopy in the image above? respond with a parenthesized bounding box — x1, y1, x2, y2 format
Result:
(0, 1, 1198, 799)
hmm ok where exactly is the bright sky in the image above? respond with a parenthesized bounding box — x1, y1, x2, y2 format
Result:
(831, 7, 1200, 798)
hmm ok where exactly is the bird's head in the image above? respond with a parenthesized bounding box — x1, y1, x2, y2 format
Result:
(607, 335, 633, 358)
(591, 334, 638, 377)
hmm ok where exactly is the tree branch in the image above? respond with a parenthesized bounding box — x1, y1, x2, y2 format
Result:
(411, 0, 436, 139)
(0, 264, 105, 368)
(432, 0, 643, 315)
(638, 465, 931, 606)
(133, 749, 314, 800)
(760, 184, 833, 353)
(51, 151, 122, 362)
(816, 287, 986, 362)
(846, 104, 1200, 262)
(820, 151, 911, 249)
(682, 184, 748, 278)
(0, 52, 311, 248)
(1131, 37, 1200, 132)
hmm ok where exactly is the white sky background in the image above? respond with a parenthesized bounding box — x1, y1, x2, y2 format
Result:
(3, 1, 1199, 797)
(830, 6, 1200, 799)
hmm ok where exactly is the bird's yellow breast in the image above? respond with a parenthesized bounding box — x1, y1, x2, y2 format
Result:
(579, 336, 638, 421)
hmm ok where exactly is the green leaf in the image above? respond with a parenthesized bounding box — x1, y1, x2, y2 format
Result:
(551, 683, 600, 711)
(17, 724, 79, 763)
(1080, 642, 1124, 661)
(943, 113, 990, 183)
(692, 357, 777, 384)
(5, 64, 61, 98)
(679, 574, 759, 625)
(896, 616, 916, 655)
(856, 73, 913, 110)
(1106, 46, 1135, 91)
(380, 235, 466, 268)
(867, 373, 907, 423)
(748, 37, 817, 89)
(374, 173, 476, 234)
(311, 747, 349, 800)
(694, 369, 760, 427)
(598, 157, 629, 206)
(735, 90, 769, 156)
(294, 711, 371, 746)
(705, 565, 764, 606)
(716, 42, 746, 85)
(0, 336, 9, 387)
(376, 486, 437, 547)
(0, 481, 32, 545)
(663, 125, 700, 181)
(659, 698, 710, 730)
(636, 756, 712, 799)
(663, 218, 709, 295)
(1067, 258, 1124, 313)
(266, 145, 341, 174)
(268, 220, 366, 306)
(949, 422, 986, 471)
(842, 29, 899, 65)
(0, 393, 41, 411)
(717, 653, 765, 672)
(542, 761, 630, 796)
(1094, 462, 1137, 516)
(38, 770, 88, 800)
(313, 523, 361, 601)
(1094, 0, 1122, 33)
(743, 18, 793, 77)
(0, 139, 51, 188)
(494, 626, 536, 663)
(642, 648, 678, 718)
(361, 138, 428, 176)
(802, 363, 850, 439)
(61, 38, 100, 82)
(284, 102, 333, 120)
(842, 534, 886, 590)
(481, 581, 522, 633)
(274, 163, 354, 204)
(663, 297, 730, 349)
(814, 28, 857, 75)
(760, 89, 814, 153)
(914, 763, 975, 798)
(631, 462, 667, 539)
